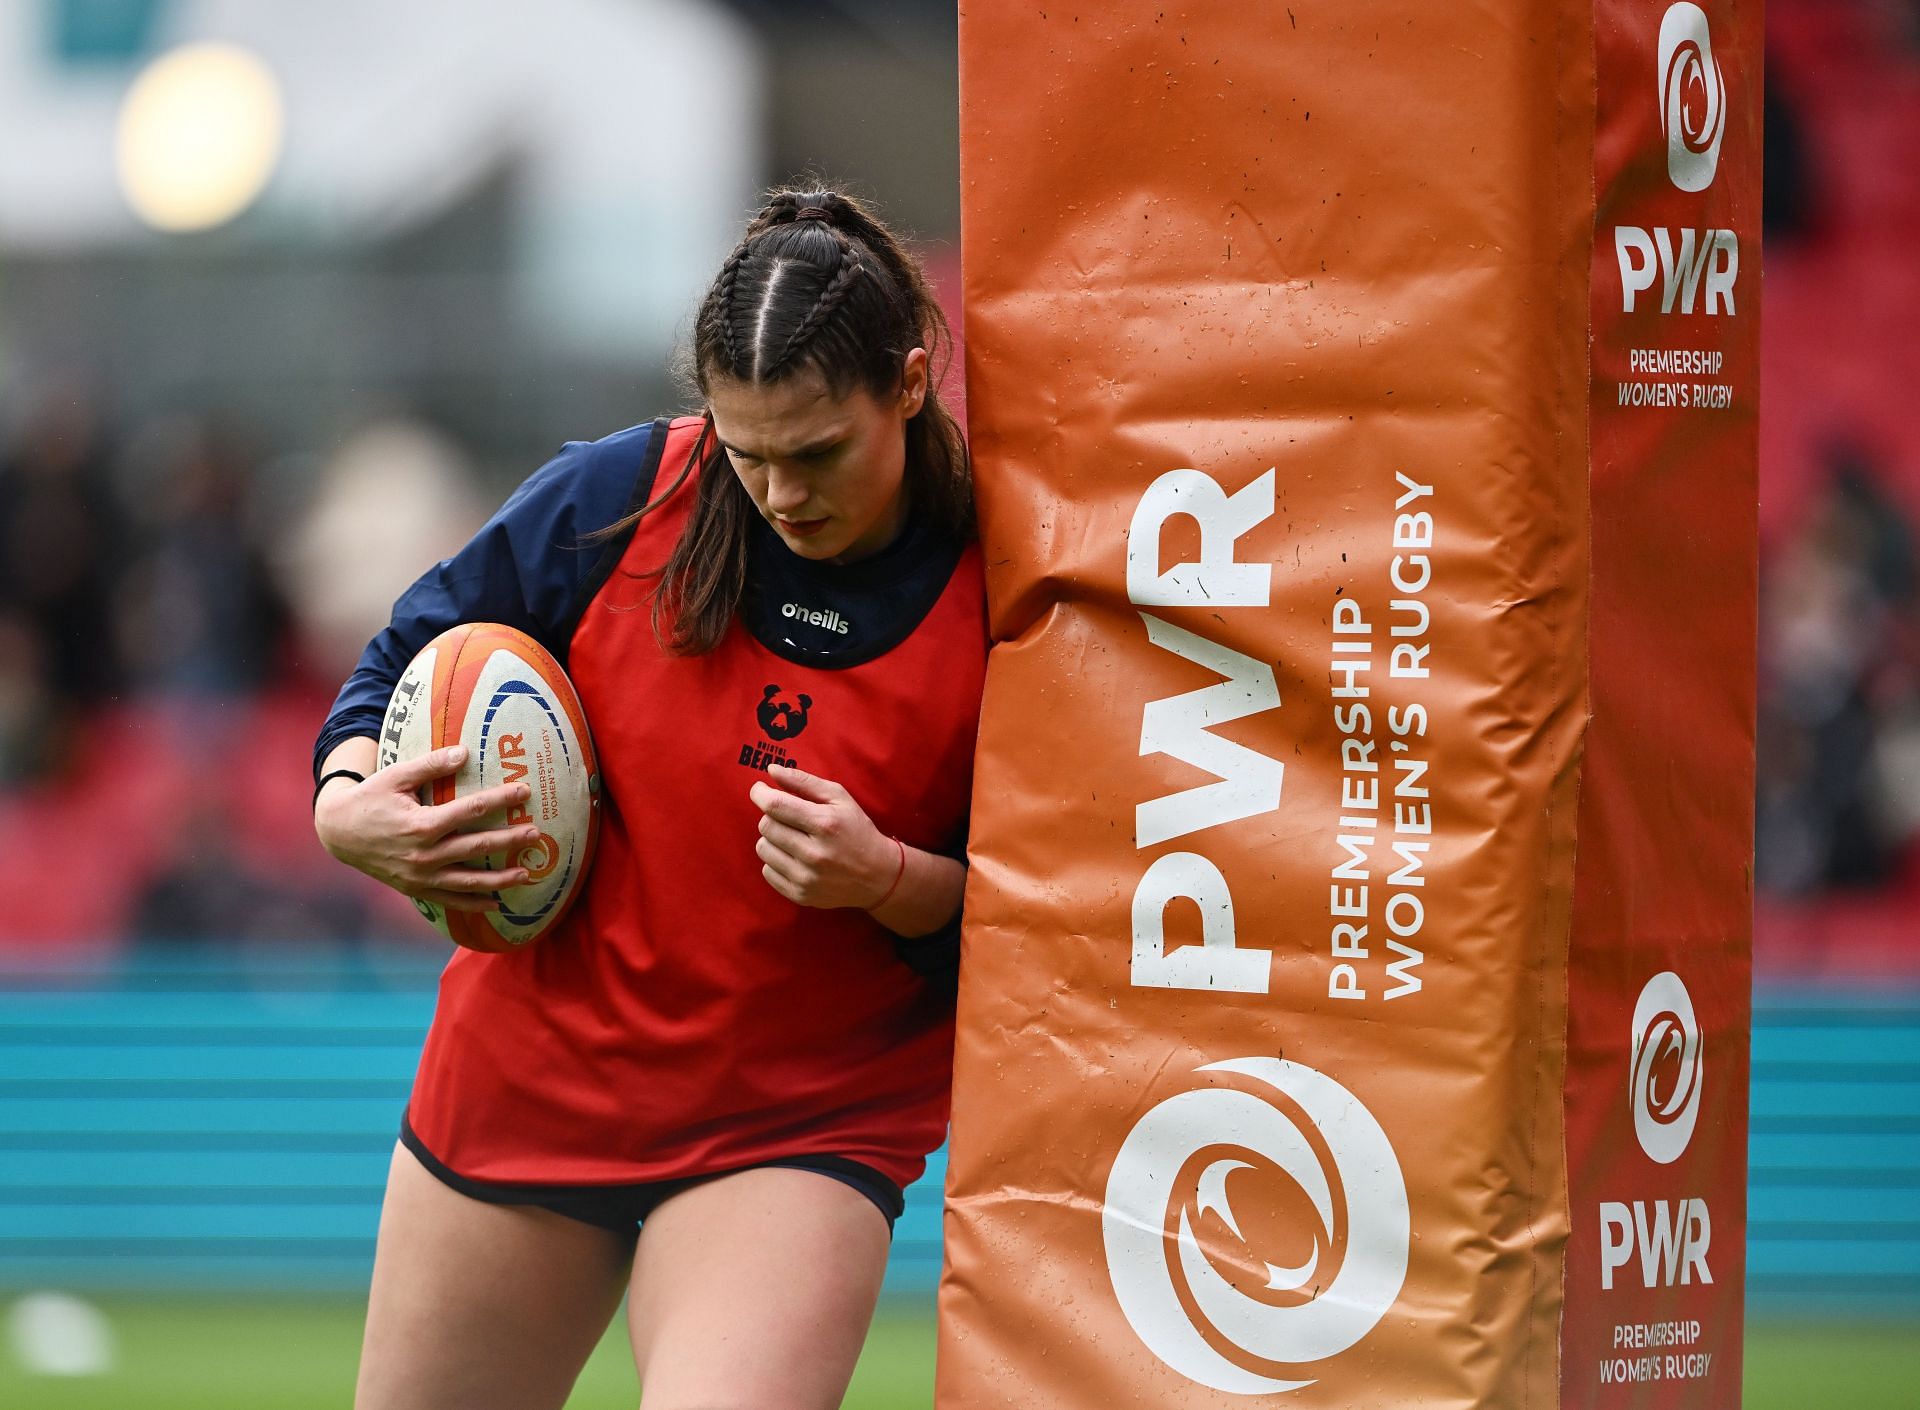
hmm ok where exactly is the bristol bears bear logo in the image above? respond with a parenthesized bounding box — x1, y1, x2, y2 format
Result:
(757, 685, 812, 741)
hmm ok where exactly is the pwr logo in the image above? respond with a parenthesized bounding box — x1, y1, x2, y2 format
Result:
(1613, 3, 1741, 316)
(1630, 969, 1703, 1164)
(1659, 2, 1726, 192)
(1598, 972, 1713, 1291)
(1101, 1059, 1408, 1394)
(1601, 1198, 1713, 1291)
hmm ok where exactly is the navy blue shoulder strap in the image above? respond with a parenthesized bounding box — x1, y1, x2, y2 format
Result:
(558, 416, 672, 640)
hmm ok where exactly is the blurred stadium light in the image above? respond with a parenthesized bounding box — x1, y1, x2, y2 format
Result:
(115, 41, 284, 233)
(0, 0, 763, 459)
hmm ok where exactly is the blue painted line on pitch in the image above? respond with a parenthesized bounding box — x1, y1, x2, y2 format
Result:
(1, 964, 1915, 1312)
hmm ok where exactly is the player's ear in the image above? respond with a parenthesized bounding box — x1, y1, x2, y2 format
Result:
(900, 347, 929, 417)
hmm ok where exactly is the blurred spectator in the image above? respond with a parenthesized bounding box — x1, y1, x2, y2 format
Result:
(1898, 0, 1920, 50)
(131, 791, 392, 948)
(1762, 56, 1819, 245)
(111, 415, 291, 695)
(0, 607, 63, 786)
(0, 381, 125, 711)
(0, 395, 481, 948)
(1756, 446, 1920, 893)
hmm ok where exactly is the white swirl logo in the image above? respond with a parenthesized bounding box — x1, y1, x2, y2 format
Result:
(1659, 3, 1727, 192)
(1629, 971, 1703, 1164)
(1101, 1058, 1409, 1394)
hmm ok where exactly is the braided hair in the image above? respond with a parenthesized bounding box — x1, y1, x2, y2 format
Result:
(615, 185, 973, 655)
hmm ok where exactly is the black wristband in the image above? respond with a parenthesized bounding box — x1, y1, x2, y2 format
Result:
(313, 768, 367, 812)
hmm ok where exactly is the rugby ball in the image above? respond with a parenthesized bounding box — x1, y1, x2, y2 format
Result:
(377, 623, 600, 951)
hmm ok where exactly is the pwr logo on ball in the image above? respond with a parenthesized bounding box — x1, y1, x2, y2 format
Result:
(1658, 2, 1726, 192)
(1629, 970, 1703, 1165)
(1101, 1059, 1409, 1395)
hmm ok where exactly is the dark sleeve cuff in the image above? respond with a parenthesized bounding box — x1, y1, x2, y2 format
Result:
(888, 824, 967, 987)
(889, 917, 961, 983)
(312, 708, 388, 785)
(890, 929, 959, 1001)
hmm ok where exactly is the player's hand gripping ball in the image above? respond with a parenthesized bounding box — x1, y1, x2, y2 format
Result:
(379, 623, 600, 951)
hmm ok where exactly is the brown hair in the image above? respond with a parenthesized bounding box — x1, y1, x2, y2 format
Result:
(602, 185, 972, 655)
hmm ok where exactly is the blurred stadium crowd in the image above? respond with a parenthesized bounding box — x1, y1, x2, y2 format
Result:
(1757, 451, 1920, 897)
(0, 390, 493, 947)
(0, 0, 1914, 968)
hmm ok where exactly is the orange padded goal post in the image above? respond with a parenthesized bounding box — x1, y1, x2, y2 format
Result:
(941, 2, 1759, 1405)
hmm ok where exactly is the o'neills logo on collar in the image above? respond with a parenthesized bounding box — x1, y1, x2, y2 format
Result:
(781, 601, 850, 635)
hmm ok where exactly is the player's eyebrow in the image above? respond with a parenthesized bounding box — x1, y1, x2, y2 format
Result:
(718, 431, 847, 461)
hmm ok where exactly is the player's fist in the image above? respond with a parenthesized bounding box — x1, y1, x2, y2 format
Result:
(748, 764, 896, 910)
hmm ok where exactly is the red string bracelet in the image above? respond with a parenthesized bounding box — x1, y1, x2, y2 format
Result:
(871, 836, 907, 910)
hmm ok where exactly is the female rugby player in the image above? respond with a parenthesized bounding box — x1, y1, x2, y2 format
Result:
(311, 187, 984, 1410)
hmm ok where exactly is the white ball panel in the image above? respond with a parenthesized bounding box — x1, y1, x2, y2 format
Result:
(377, 644, 452, 940)
(454, 646, 597, 946)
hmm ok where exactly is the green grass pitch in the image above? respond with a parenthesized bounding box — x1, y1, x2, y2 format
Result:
(0, 1298, 1913, 1407)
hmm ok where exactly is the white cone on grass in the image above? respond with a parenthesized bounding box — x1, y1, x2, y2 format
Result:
(6, 1292, 116, 1376)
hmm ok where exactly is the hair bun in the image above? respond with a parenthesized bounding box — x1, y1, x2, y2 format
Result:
(793, 205, 833, 223)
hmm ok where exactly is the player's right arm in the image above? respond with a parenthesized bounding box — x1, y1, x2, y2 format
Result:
(314, 739, 533, 914)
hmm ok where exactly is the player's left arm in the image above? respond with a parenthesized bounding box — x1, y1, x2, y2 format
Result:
(749, 763, 963, 939)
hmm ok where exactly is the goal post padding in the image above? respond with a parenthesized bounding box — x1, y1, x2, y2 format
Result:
(940, 2, 1757, 1405)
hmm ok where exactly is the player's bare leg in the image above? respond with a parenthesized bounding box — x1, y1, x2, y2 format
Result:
(626, 1166, 892, 1409)
(355, 1143, 635, 1410)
